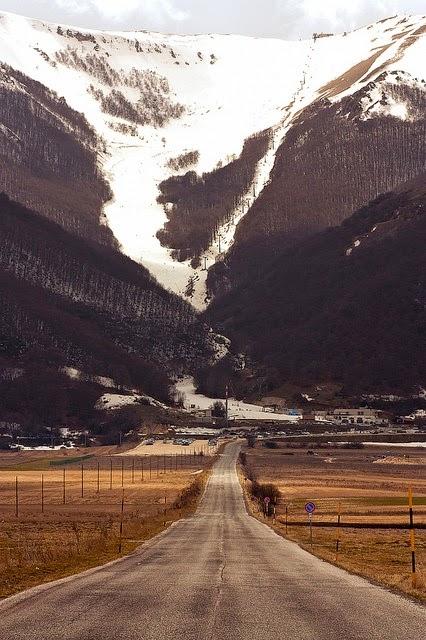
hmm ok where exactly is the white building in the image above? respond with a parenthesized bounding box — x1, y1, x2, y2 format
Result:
(315, 408, 389, 426)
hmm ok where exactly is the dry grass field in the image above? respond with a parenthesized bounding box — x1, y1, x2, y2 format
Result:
(119, 439, 215, 456)
(0, 445, 213, 598)
(241, 442, 426, 602)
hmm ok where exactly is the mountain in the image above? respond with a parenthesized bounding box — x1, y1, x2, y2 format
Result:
(207, 70, 426, 296)
(0, 61, 114, 246)
(0, 194, 222, 401)
(0, 11, 425, 403)
(0, 11, 424, 309)
(205, 175, 426, 396)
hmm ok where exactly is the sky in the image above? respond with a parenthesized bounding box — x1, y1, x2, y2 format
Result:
(0, 1, 425, 39)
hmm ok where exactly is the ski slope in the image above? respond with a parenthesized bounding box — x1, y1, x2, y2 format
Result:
(0, 11, 425, 308)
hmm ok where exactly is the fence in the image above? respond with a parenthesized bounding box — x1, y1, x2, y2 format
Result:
(0, 451, 213, 596)
(0, 451, 209, 517)
(255, 491, 424, 591)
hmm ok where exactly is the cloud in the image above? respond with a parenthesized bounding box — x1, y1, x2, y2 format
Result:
(55, 0, 189, 23)
(274, 0, 424, 36)
(9, 0, 425, 37)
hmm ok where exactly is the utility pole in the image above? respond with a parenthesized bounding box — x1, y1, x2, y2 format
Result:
(225, 384, 229, 429)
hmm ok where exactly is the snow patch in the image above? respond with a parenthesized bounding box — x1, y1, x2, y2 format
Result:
(97, 392, 168, 410)
(176, 377, 301, 422)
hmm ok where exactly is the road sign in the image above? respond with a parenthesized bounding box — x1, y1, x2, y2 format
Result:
(264, 497, 270, 504)
(305, 501, 316, 514)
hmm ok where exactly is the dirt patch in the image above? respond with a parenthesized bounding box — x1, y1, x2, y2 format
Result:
(373, 456, 426, 466)
(120, 439, 216, 457)
(362, 29, 425, 83)
(318, 46, 391, 98)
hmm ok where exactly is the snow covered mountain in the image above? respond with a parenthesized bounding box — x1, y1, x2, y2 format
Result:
(0, 11, 425, 310)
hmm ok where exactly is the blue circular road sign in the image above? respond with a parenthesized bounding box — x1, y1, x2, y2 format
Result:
(305, 502, 316, 514)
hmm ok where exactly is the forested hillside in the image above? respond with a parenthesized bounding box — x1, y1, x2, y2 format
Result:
(0, 63, 113, 245)
(206, 175, 426, 395)
(0, 195, 220, 399)
(0, 11, 425, 409)
(156, 131, 270, 263)
(207, 72, 426, 296)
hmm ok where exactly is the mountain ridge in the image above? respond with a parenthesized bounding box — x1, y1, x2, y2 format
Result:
(0, 10, 425, 402)
(204, 174, 426, 397)
(0, 10, 424, 308)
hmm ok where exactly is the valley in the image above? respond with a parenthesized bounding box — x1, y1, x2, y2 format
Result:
(0, 8, 425, 433)
(0, 11, 424, 307)
(0, 6, 425, 638)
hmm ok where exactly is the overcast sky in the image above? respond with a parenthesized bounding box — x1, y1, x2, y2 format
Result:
(1, 1, 425, 39)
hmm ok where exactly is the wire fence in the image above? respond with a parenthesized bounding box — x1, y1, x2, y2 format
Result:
(250, 491, 425, 593)
(0, 451, 210, 515)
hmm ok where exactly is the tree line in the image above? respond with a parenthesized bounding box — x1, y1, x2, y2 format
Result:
(156, 131, 270, 262)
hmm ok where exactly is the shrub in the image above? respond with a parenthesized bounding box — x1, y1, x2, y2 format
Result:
(251, 481, 280, 504)
(167, 151, 200, 172)
(246, 434, 256, 448)
(211, 400, 226, 417)
(263, 440, 278, 449)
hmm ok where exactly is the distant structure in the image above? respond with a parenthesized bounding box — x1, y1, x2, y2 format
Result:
(259, 397, 288, 413)
(313, 32, 334, 41)
(313, 408, 389, 426)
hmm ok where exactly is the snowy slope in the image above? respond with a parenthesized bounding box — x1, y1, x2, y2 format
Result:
(0, 11, 425, 309)
(176, 377, 301, 423)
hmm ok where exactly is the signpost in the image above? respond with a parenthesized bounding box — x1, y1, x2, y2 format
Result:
(264, 496, 270, 517)
(305, 502, 316, 515)
(305, 502, 316, 548)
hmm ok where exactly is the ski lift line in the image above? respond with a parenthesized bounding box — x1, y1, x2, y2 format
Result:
(184, 42, 317, 308)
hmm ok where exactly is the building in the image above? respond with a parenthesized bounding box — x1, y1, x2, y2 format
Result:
(259, 397, 288, 413)
(190, 408, 213, 418)
(314, 408, 389, 426)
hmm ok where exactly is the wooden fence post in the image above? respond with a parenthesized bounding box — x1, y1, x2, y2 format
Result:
(335, 502, 341, 561)
(408, 487, 417, 588)
(118, 490, 125, 554)
(15, 476, 19, 518)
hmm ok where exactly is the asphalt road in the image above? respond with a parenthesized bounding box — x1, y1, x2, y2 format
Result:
(1, 442, 424, 639)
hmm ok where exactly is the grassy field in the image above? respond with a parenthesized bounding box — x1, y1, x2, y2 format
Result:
(0, 445, 213, 598)
(241, 442, 426, 601)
